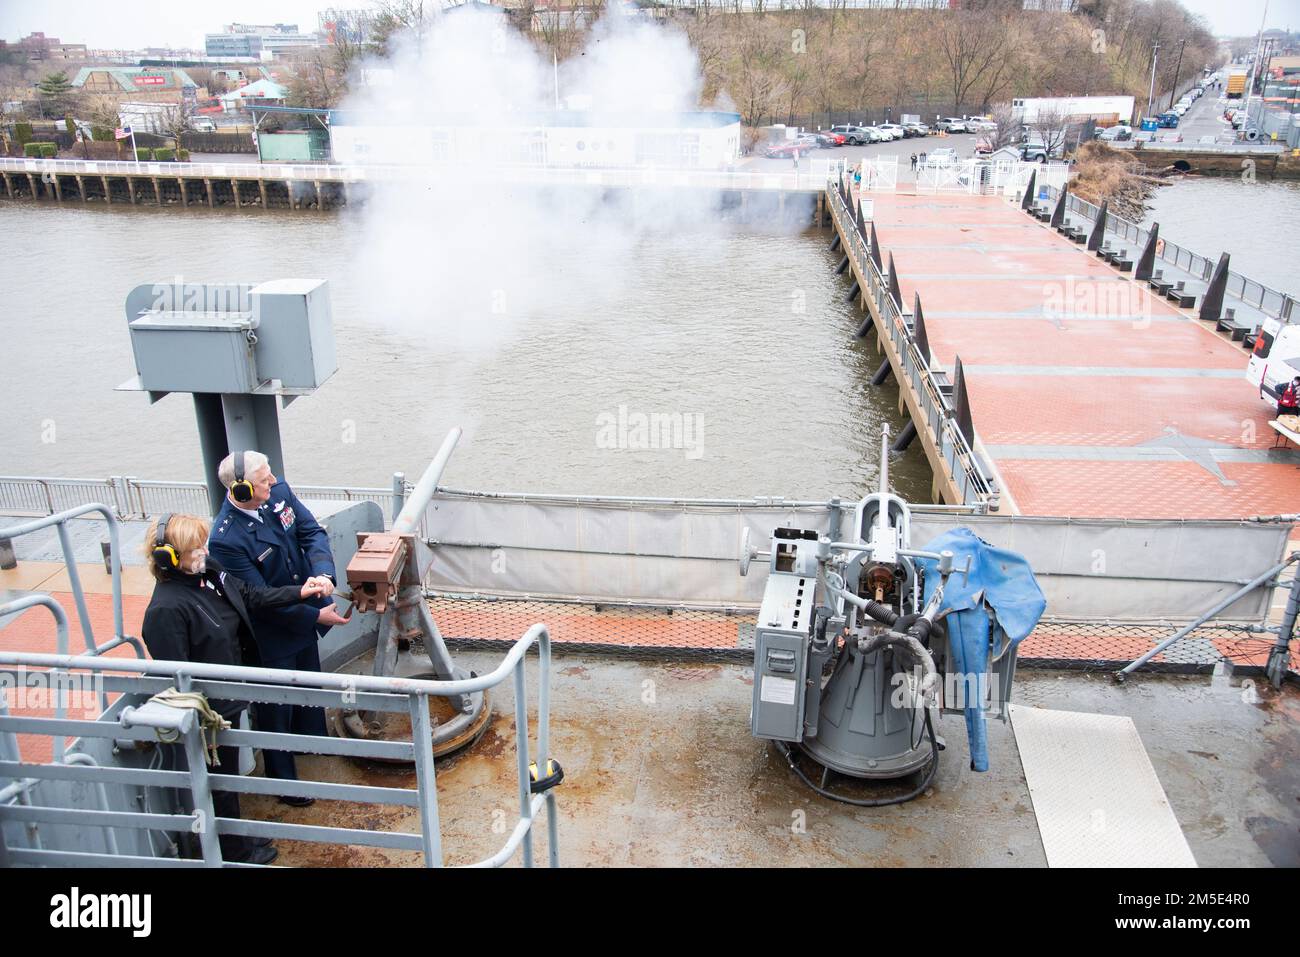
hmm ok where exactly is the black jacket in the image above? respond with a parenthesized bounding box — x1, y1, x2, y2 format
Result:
(140, 558, 308, 717)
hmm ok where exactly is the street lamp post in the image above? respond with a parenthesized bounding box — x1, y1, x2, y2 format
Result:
(1167, 38, 1187, 111)
(1146, 42, 1160, 120)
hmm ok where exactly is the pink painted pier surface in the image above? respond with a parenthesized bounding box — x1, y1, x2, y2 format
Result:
(865, 192, 1300, 519)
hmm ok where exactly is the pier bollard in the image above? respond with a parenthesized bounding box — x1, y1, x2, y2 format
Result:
(1199, 252, 1231, 322)
(1050, 189, 1067, 229)
(1135, 222, 1160, 281)
(835, 255, 850, 275)
(845, 279, 861, 303)
(913, 294, 931, 368)
(1086, 199, 1108, 252)
(871, 359, 893, 385)
(0, 537, 15, 570)
(1020, 169, 1037, 211)
(886, 252, 903, 308)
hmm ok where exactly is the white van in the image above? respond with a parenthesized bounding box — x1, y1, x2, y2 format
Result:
(1246, 317, 1300, 408)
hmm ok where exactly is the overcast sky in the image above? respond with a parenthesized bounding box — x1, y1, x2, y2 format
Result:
(0, 0, 1296, 49)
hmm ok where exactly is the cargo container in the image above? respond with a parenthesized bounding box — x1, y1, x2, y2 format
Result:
(1226, 68, 1248, 98)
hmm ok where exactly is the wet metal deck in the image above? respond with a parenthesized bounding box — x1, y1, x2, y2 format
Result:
(249, 650, 1299, 867)
(859, 192, 1300, 519)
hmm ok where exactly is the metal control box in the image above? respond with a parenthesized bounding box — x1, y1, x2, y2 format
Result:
(248, 279, 337, 390)
(751, 572, 813, 742)
(128, 311, 259, 394)
(122, 278, 337, 396)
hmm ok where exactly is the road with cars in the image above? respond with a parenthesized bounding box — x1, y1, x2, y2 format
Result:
(1169, 78, 1242, 145)
(740, 130, 984, 178)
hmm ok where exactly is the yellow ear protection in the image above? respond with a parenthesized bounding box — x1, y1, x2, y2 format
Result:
(152, 513, 180, 570)
(230, 450, 255, 503)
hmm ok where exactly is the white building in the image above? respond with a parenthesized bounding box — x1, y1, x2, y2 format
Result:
(1010, 96, 1136, 125)
(328, 111, 742, 169)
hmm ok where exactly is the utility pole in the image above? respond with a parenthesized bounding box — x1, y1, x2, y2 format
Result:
(1241, 0, 1270, 137)
(1145, 41, 1160, 120)
(1167, 38, 1187, 111)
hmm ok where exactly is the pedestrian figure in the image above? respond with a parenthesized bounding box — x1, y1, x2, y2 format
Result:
(910, 153, 918, 171)
(792, 148, 800, 171)
(919, 151, 927, 166)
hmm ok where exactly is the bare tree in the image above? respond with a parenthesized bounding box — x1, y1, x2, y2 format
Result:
(933, 7, 1014, 114)
(157, 100, 195, 144)
(80, 93, 122, 132)
(986, 102, 1019, 151)
(1029, 106, 1070, 156)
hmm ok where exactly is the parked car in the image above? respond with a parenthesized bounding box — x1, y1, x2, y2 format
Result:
(1097, 125, 1133, 142)
(926, 147, 958, 165)
(1017, 141, 1054, 162)
(1158, 112, 1180, 128)
(974, 137, 995, 155)
(858, 126, 886, 143)
(764, 138, 817, 158)
(903, 122, 930, 137)
(829, 124, 872, 145)
(189, 117, 217, 133)
(967, 117, 998, 132)
(814, 130, 847, 147)
(875, 123, 907, 140)
(936, 117, 969, 133)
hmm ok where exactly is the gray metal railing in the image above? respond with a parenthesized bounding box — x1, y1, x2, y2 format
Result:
(0, 475, 403, 525)
(0, 501, 559, 868)
(1047, 185, 1297, 322)
(0, 156, 833, 193)
(827, 180, 998, 510)
(0, 626, 558, 868)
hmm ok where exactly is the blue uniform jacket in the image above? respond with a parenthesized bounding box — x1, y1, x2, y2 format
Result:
(207, 480, 336, 660)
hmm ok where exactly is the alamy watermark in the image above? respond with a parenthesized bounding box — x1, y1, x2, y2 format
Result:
(596, 405, 704, 460)
(1, 670, 105, 718)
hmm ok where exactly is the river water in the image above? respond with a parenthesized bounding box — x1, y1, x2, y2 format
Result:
(4, 174, 1294, 505)
(0, 200, 931, 502)
(1141, 176, 1300, 294)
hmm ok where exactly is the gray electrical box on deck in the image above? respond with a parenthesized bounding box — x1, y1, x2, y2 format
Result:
(128, 312, 260, 394)
(751, 573, 812, 742)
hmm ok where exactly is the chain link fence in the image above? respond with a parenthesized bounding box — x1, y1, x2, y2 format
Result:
(430, 594, 1297, 676)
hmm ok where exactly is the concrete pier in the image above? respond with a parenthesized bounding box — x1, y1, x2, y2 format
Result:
(0, 157, 832, 216)
(848, 189, 1300, 518)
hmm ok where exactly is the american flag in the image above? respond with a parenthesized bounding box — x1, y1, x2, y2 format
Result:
(114, 126, 132, 140)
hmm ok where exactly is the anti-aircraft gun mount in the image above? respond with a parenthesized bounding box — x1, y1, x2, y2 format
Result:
(333, 427, 492, 758)
(740, 425, 1014, 806)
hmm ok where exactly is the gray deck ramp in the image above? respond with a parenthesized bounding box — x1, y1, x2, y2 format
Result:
(1010, 704, 1198, 868)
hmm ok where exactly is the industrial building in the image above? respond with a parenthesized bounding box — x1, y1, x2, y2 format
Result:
(204, 23, 319, 60)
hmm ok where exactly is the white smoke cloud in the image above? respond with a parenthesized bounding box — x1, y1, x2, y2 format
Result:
(338, 9, 802, 364)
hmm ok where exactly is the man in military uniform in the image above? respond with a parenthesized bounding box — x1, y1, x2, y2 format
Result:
(208, 450, 348, 804)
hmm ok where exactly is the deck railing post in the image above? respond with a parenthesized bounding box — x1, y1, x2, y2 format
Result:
(513, 660, 534, 868)
(408, 691, 445, 867)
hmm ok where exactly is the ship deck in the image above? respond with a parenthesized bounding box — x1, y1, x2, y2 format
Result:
(1, 556, 1298, 867)
(241, 648, 1299, 868)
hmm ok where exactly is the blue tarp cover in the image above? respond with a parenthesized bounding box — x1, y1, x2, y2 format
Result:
(916, 527, 1046, 771)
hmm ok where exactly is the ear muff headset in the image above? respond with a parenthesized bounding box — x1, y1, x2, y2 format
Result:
(152, 513, 180, 570)
(230, 450, 255, 503)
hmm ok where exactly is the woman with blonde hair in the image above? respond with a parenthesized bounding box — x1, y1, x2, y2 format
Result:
(140, 512, 349, 864)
